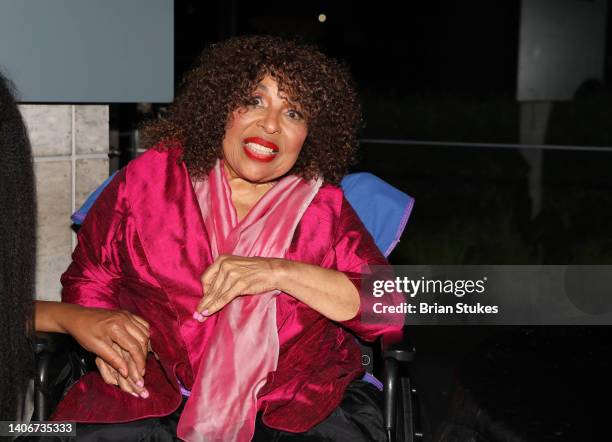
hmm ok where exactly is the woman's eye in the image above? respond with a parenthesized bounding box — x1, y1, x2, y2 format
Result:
(250, 96, 263, 106)
(287, 109, 304, 121)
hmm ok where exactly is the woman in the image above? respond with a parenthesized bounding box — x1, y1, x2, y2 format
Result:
(52, 36, 405, 441)
(0, 70, 151, 422)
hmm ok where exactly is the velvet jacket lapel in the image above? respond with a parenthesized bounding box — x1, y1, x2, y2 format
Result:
(127, 147, 211, 305)
(125, 147, 218, 378)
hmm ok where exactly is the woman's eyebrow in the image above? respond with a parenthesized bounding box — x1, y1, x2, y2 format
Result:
(255, 83, 302, 109)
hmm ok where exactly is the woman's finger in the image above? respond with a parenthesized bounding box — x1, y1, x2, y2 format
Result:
(196, 268, 227, 316)
(117, 373, 139, 398)
(201, 266, 217, 293)
(109, 329, 148, 379)
(95, 357, 119, 386)
(119, 315, 149, 346)
(196, 256, 254, 320)
(201, 259, 223, 294)
(124, 321, 150, 358)
(127, 316, 150, 342)
(207, 262, 229, 300)
(130, 314, 150, 331)
(202, 278, 245, 316)
(195, 269, 219, 318)
(121, 344, 145, 387)
(201, 255, 235, 296)
(121, 348, 149, 399)
(200, 279, 247, 319)
(90, 337, 130, 378)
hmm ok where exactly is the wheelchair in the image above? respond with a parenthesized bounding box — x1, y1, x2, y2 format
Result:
(33, 171, 425, 441)
(34, 330, 422, 441)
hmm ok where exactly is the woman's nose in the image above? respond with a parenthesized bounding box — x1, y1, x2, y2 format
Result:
(257, 109, 281, 134)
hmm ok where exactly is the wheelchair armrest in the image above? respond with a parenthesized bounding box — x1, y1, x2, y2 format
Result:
(381, 331, 416, 362)
(35, 332, 70, 421)
(34, 332, 95, 421)
(35, 331, 75, 355)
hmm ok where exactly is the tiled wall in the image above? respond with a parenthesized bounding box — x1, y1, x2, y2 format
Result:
(19, 105, 109, 301)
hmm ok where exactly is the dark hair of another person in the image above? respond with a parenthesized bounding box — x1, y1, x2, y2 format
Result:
(0, 71, 36, 420)
(141, 35, 362, 184)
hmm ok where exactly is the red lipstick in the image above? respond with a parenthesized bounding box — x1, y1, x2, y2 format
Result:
(243, 137, 279, 151)
(242, 137, 279, 163)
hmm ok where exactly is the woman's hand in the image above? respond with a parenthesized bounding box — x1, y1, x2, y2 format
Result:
(62, 307, 148, 373)
(95, 344, 150, 399)
(35, 301, 152, 398)
(194, 255, 360, 323)
(62, 308, 151, 396)
(70, 308, 152, 398)
(194, 255, 284, 321)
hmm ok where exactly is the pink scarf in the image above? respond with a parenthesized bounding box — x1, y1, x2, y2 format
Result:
(177, 160, 322, 441)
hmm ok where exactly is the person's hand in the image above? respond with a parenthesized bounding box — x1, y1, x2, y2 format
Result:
(95, 345, 150, 399)
(61, 306, 151, 397)
(194, 255, 286, 321)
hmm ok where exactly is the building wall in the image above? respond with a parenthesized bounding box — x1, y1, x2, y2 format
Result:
(19, 105, 109, 300)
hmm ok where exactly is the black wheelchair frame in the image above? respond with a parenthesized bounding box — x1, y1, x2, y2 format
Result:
(34, 331, 423, 442)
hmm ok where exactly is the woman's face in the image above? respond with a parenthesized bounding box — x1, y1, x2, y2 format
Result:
(222, 75, 308, 184)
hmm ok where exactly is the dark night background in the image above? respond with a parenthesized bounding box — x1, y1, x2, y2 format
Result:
(117, 0, 612, 267)
(110, 2, 612, 440)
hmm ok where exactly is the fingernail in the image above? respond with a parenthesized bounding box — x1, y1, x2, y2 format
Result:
(202, 309, 210, 317)
(192, 311, 204, 322)
(131, 392, 139, 398)
(136, 379, 144, 388)
(140, 390, 149, 399)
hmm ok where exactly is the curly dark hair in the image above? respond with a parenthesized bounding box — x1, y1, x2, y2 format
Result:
(141, 35, 362, 184)
(0, 71, 35, 420)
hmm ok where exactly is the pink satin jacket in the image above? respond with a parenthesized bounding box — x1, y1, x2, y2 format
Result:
(52, 146, 404, 432)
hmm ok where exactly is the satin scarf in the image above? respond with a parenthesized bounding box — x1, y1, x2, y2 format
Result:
(177, 160, 322, 442)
